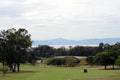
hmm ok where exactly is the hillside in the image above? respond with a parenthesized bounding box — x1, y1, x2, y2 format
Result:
(32, 38, 120, 46)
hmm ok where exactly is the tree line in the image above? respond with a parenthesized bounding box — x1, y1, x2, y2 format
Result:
(30, 42, 120, 58)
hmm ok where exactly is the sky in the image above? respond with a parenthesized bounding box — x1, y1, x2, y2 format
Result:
(0, 0, 120, 40)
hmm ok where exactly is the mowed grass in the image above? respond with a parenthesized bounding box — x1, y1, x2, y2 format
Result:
(0, 64, 120, 80)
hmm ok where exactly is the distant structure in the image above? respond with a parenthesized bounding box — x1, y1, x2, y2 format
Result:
(54, 56, 87, 60)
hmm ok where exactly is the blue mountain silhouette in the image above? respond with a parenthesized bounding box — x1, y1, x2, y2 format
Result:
(33, 38, 120, 46)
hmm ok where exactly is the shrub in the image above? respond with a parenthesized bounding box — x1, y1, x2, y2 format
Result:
(47, 58, 65, 66)
(47, 56, 80, 67)
(65, 56, 80, 67)
(31, 60, 36, 65)
(0, 65, 9, 76)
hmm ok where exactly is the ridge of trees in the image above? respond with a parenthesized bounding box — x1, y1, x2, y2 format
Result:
(30, 42, 120, 58)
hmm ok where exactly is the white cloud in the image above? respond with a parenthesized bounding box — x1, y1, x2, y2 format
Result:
(0, 0, 120, 40)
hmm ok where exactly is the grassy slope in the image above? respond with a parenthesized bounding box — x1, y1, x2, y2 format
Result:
(0, 64, 120, 80)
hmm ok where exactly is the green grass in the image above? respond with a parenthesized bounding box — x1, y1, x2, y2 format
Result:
(0, 64, 120, 80)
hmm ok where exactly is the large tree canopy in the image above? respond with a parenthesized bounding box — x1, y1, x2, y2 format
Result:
(0, 28, 32, 72)
(94, 50, 118, 69)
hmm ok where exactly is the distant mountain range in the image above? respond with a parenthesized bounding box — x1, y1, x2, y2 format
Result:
(32, 38, 120, 46)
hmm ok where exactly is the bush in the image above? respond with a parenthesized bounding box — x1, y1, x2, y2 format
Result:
(80, 59, 88, 65)
(65, 56, 80, 67)
(0, 66, 2, 71)
(0, 65, 9, 76)
(47, 58, 65, 66)
(47, 56, 80, 67)
(31, 60, 36, 65)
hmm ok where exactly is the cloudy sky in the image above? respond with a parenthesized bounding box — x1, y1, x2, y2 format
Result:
(0, 0, 120, 40)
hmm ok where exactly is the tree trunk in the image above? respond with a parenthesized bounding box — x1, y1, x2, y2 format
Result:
(3, 70, 5, 76)
(13, 63, 16, 72)
(17, 63, 20, 71)
(10, 63, 13, 71)
(91, 64, 93, 67)
(112, 64, 114, 69)
(105, 65, 107, 69)
(3, 65, 5, 76)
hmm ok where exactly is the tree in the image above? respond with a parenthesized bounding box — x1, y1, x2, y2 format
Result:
(0, 30, 8, 66)
(28, 53, 37, 65)
(0, 38, 3, 62)
(99, 43, 104, 52)
(112, 42, 120, 55)
(86, 56, 94, 67)
(65, 56, 80, 67)
(108, 50, 118, 69)
(115, 56, 120, 67)
(55, 46, 67, 56)
(33, 45, 54, 58)
(0, 28, 32, 72)
(94, 50, 118, 69)
(94, 51, 109, 69)
(104, 43, 111, 50)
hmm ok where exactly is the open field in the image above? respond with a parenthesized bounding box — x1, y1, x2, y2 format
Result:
(0, 64, 120, 80)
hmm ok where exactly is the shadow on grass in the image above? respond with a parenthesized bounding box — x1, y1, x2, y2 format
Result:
(8, 70, 40, 74)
